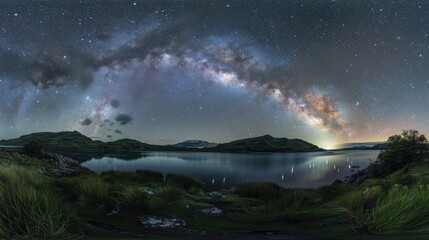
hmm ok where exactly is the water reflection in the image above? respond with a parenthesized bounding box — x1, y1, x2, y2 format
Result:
(81, 150, 379, 189)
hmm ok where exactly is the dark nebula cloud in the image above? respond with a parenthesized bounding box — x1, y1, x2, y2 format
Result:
(80, 118, 93, 126)
(115, 114, 132, 125)
(29, 50, 99, 89)
(110, 99, 120, 108)
(114, 129, 122, 134)
(103, 119, 114, 126)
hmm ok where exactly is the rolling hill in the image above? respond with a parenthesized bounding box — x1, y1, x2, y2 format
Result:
(211, 134, 322, 152)
(0, 132, 322, 161)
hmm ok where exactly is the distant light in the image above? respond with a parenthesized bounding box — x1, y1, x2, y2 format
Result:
(14, 13, 18, 16)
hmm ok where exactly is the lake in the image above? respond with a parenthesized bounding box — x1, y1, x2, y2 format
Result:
(81, 150, 380, 189)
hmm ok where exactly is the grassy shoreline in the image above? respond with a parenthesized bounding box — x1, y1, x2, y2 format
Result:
(1, 148, 429, 239)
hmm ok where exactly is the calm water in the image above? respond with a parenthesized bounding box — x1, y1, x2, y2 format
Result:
(81, 150, 380, 189)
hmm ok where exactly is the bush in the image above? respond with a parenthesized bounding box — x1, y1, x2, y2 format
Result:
(280, 189, 319, 208)
(165, 173, 203, 191)
(316, 184, 352, 201)
(233, 182, 282, 201)
(22, 140, 43, 157)
(0, 166, 75, 238)
(101, 170, 164, 183)
(368, 130, 428, 178)
(135, 170, 164, 182)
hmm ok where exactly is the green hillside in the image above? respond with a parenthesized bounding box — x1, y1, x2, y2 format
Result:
(0, 131, 169, 160)
(0, 132, 322, 160)
(212, 134, 322, 152)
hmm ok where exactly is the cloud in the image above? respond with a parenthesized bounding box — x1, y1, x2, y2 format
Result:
(114, 129, 122, 134)
(103, 119, 114, 125)
(29, 50, 99, 89)
(80, 118, 93, 126)
(115, 114, 133, 125)
(110, 99, 120, 108)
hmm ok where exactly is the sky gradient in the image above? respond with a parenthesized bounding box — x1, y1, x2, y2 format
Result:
(1, 0, 428, 148)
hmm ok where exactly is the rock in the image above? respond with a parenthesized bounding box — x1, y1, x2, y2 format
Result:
(107, 202, 121, 216)
(140, 187, 155, 195)
(139, 216, 186, 228)
(201, 207, 223, 216)
(209, 191, 223, 198)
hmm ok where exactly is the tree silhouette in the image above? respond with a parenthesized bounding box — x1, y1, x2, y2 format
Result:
(368, 130, 428, 177)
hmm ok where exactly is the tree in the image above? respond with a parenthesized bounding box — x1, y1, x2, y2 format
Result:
(367, 130, 428, 177)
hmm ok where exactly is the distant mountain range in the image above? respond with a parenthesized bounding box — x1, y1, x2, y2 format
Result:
(0, 131, 323, 160)
(336, 141, 388, 149)
(171, 140, 218, 148)
(336, 142, 390, 150)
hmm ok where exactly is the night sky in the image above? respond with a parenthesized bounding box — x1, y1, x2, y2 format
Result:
(1, 0, 429, 148)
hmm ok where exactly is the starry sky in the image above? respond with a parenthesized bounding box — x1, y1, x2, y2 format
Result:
(1, 0, 429, 148)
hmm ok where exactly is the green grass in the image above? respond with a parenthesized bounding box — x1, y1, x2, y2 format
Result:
(0, 165, 76, 238)
(165, 173, 203, 191)
(120, 186, 149, 209)
(233, 182, 282, 201)
(77, 177, 111, 207)
(367, 186, 429, 234)
(148, 185, 183, 209)
(1, 150, 429, 238)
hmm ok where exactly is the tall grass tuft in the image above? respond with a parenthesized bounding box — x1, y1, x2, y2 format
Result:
(233, 182, 282, 201)
(367, 186, 429, 234)
(165, 173, 203, 191)
(148, 185, 183, 209)
(120, 186, 148, 209)
(135, 170, 164, 182)
(336, 186, 383, 233)
(77, 177, 110, 207)
(0, 166, 75, 238)
(279, 189, 320, 209)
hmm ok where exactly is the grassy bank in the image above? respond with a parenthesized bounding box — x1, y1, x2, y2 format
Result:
(1, 147, 429, 238)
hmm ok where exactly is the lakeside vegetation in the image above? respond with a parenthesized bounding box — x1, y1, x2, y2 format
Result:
(0, 130, 428, 238)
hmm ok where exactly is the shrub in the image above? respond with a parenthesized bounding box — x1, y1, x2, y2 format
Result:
(135, 170, 164, 182)
(280, 189, 319, 209)
(165, 173, 203, 191)
(316, 184, 352, 201)
(22, 140, 43, 157)
(368, 130, 428, 178)
(101, 170, 164, 183)
(233, 182, 282, 201)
